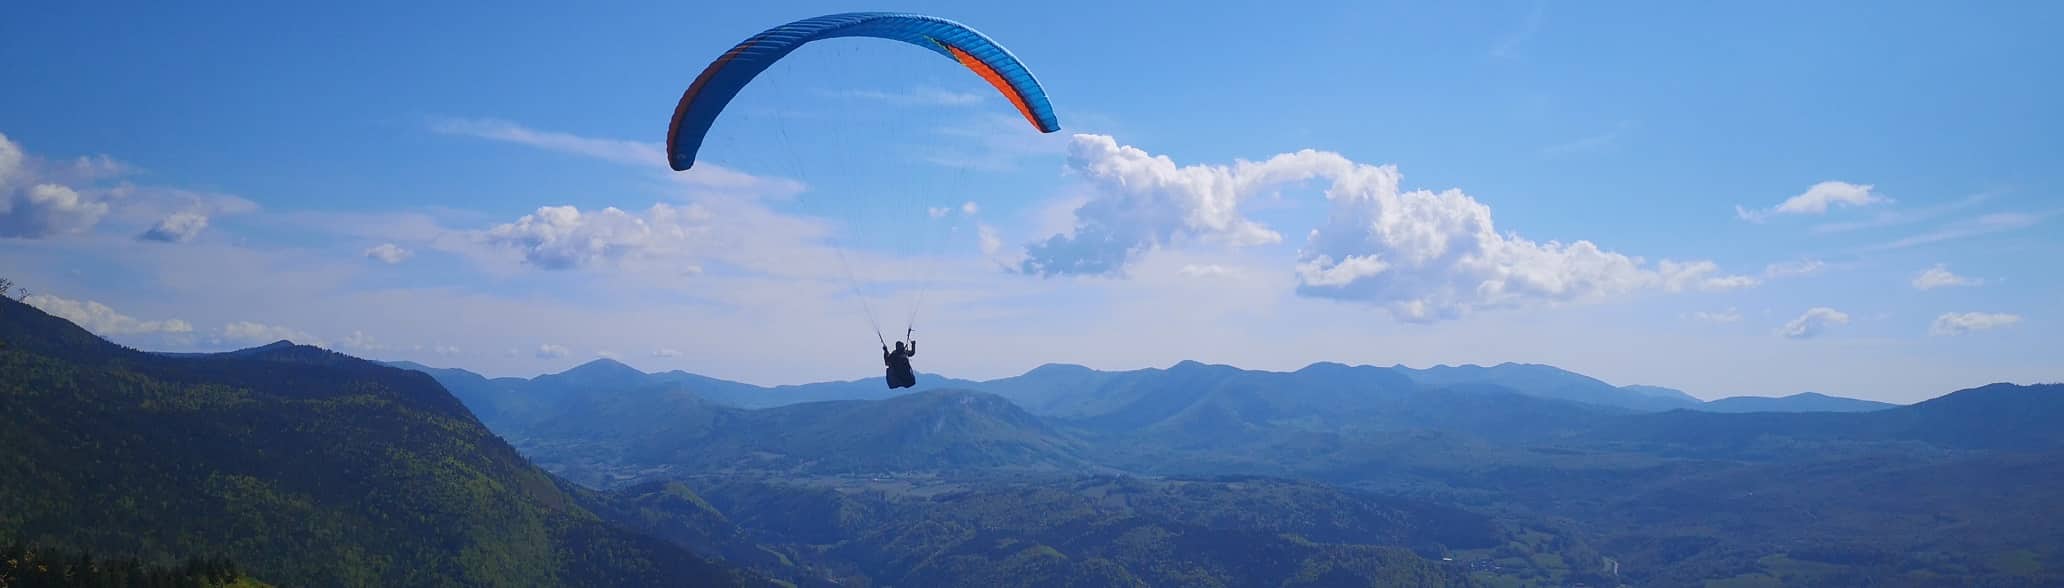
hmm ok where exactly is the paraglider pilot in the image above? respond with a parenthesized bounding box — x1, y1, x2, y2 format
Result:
(884, 339, 917, 389)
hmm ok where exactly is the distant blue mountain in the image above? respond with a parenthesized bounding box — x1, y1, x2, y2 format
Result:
(1586, 382, 2064, 452)
(1387, 363, 1706, 412)
(1699, 392, 1896, 413)
(386, 356, 1902, 434)
(1620, 384, 1703, 404)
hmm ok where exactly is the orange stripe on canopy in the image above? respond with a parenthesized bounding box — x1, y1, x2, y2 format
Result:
(945, 44, 1042, 132)
(668, 36, 761, 164)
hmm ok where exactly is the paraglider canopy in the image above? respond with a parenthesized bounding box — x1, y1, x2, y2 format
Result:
(666, 11, 1061, 172)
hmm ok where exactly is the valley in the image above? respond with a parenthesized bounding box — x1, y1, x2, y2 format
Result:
(401, 355, 2064, 587)
(6, 294, 2058, 587)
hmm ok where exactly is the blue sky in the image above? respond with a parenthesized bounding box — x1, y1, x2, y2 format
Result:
(1, 1, 2057, 403)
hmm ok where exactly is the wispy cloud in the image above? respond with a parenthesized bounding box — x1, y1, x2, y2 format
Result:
(1542, 121, 1635, 157)
(432, 117, 657, 166)
(1736, 181, 1888, 223)
(1911, 263, 1981, 290)
(221, 321, 322, 347)
(828, 87, 986, 107)
(1929, 312, 2021, 336)
(1780, 307, 1849, 339)
(919, 113, 1070, 172)
(1762, 259, 1825, 279)
(1861, 211, 2053, 252)
(1490, 0, 1547, 59)
(1178, 264, 1244, 279)
(342, 330, 384, 352)
(1690, 308, 1743, 324)
(429, 117, 806, 197)
(978, 223, 1002, 256)
(1811, 192, 1990, 234)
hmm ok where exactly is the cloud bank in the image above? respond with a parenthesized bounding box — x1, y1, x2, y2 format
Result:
(25, 294, 192, 336)
(1024, 134, 1757, 321)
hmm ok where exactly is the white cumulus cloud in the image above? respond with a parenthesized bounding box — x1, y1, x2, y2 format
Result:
(0, 132, 23, 191)
(1295, 166, 1752, 320)
(1025, 135, 1756, 321)
(0, 133, 115, 238)
(24, 294, 192, 336)
(1929, 312, 2021, 336)
(961, 201, 980, 216)
(536, 344, 569, 359)
(2, 132, 243, 240)
(481, 203, 714, 270)
(139, 211, 209, 243)
(1911, 263, 1980, 290)
(1780, 307, 1849, 339)
(2, 184, 108, 238)
(1021, 134, 1304, 275)
(1736, 181, 1887, 222)
(364, 243, 413, 264)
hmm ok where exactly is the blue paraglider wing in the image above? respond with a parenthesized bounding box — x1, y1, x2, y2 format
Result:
(666, 12, 1061, 171)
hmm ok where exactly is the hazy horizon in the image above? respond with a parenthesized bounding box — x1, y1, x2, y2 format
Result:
(191, 338, 1997, 405)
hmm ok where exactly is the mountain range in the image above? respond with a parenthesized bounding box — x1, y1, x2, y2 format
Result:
(389, 355, 1897, 424)
(384, 354, 2061, 587)
(8, 291, 2060, 587)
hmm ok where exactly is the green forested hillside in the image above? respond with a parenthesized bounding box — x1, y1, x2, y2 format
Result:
(666, 474, 1610, 587)
(0, 296, 762, 587)
(397, 344, 2064, 586)
(12, 287, 2061, 587)
(517, 387, 1094, 486)
(2, 543, 261, 587)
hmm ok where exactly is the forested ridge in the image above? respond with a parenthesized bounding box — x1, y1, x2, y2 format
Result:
(8, 287, 2063, 587)
(0, 295, 764, 587)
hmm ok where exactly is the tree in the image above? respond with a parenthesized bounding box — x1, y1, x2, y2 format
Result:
(0, 276, 13, 296)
